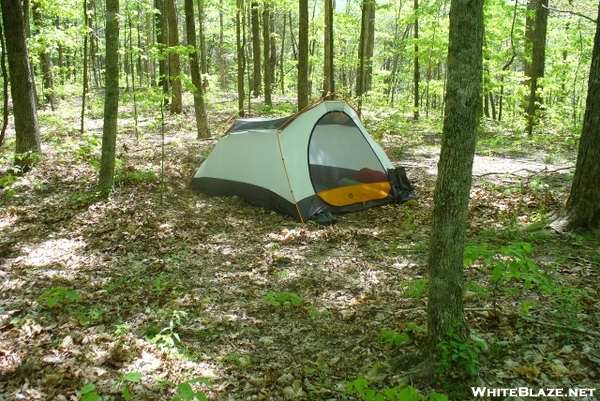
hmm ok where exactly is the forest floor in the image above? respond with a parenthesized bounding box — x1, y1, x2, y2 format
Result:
(1, 96, 599, 400)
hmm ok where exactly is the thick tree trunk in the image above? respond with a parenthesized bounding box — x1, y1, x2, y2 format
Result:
(564, 3, 600, 231)
(1, 0, 41, 172)
(98, 0, 120, 195)
(185, 0, 210, 139)
(297, 0, 309, 110)
(165, 0, 182, 113)
(427, 0, 483, 348)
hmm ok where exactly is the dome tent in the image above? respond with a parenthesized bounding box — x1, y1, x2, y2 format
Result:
(190, 99, 416, 224)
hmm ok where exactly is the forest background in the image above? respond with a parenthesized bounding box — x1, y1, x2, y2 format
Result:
(1, 0, 599, 399)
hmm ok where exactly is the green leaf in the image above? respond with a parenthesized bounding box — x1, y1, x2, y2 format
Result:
(188, 378, 212, 387)
(398, 386, 419, 401)
(125, 372, 143, 382)
(177, 382, 195, 400)
(195, 392, 208, 401)
(80, 383, 96, 394)
(82, 394, 102, 401)
(122, 386, 132, 401)
(492, 265, 503, 282)
(65, 290, 81, 301)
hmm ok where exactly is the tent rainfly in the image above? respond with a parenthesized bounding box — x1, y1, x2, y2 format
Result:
(190, 99, 416, 224)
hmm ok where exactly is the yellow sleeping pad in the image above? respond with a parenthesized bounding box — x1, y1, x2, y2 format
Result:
(317, 182, 391, 206)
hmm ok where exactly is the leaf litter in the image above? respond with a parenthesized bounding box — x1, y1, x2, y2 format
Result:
(0, 105, 599, 400)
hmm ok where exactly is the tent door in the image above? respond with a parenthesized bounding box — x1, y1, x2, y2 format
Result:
(308, 111, 391, 207)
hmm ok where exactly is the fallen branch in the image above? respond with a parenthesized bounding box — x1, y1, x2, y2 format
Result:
(474, 166, 574, 178)
(521, 316, 600, 338)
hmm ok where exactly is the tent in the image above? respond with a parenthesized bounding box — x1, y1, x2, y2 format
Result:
(190, 99, 416, 223)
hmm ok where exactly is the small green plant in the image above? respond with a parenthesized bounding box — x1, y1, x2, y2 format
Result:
(262, 290, 303, 307)
(0, 171, 19, 197)
(400, 278, 428, 299)
(116, 372, 143, 400)
(149, 310, 187, 349)
(115, 168, 157, 183)
(345, 377, 448, 401)
(464, 242, 540, 313)
(378, 330, 410, 348)
(308, 306, 331, 319)
(172, 378, 212, 401)
(39, 287, 81, 308)
(79, 383, 102, 401)
(435, 324, 484, 376)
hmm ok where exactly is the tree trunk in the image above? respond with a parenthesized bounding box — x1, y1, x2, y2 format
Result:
(165, 0, 182, 113)
(280, 13, 286, 94)
(427, 0, 483, 349)
(1, 0, 41, 172)
(81, 0, 90, 134)
(524, 0, 548, 136)
(98, 0, 120, 195)
(322, 0, 334, 97)
(356, 0, 375, 112)
(218, 0, 226, 89)
(197, 0, 208, 88)
(236, 0, 246, 116)
(250, 2, 261, 97)
(413, 0, 419, 120)
(32, 1, 56, 110)
(185, 0, 210, 138)
(155, 0, 169, 100)
(297, 0, 309, 110)
(262, 1, 271, 106)
(564, 3, 600, 231)
(0, 17, 9, 147)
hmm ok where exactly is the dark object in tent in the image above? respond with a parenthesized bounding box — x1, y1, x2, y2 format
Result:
(190, 99, 416, 223)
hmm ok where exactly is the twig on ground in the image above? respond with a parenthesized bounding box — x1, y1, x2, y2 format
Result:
(521, 316, 600, 338)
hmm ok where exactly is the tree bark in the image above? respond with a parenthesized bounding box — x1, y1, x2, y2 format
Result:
(185, 0, 210, 138)
(564, 3, 600, 231)
(297, 0, 309, 110)
(427, 0, 483, 348)
(165, 0, 182, 113)
(98, 0, 120, 195)
(1, 0, 41, 172)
